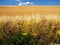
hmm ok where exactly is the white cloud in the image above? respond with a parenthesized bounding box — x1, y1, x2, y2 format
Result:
(18, 1, 34, 6)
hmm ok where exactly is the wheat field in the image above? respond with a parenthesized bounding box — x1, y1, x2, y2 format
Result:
(0, 6, 60, 45)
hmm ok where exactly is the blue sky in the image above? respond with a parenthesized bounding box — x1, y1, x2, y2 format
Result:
(0, 0, 60, 6)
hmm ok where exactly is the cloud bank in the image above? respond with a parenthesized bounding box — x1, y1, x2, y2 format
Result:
(18, 1, 34, 6)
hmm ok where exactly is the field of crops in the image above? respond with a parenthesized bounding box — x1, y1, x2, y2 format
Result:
(0, 14, 60, 45)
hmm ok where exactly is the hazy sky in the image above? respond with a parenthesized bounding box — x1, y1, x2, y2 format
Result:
(0, 0, 60, 6)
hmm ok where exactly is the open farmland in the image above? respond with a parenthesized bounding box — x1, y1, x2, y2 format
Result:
(0, 6, 60, 45)
(0, 6, 60, 16)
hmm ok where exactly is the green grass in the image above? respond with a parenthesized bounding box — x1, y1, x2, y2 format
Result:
(1, 31, 42, 45)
